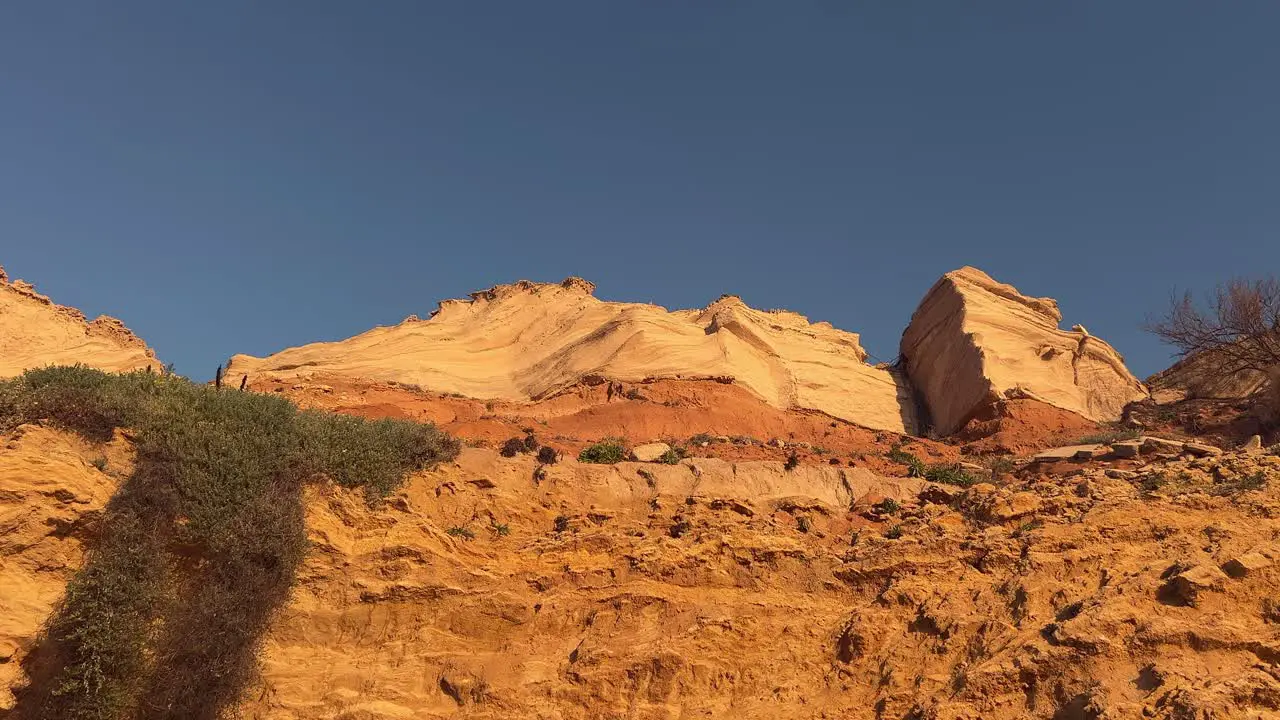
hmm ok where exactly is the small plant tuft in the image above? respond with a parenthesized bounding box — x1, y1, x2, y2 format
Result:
(885, 524, 904, 540)
(784, 452, 800, 471)
(536, 446, 559, 464)
(447, 525, 476, 540)
(578, 440, 627, 464)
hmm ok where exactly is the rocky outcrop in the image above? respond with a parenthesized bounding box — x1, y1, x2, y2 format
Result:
(0, 266, 160, 377)
(226, 277, 918, 434)
(8, 424, 1280, 719)
(901, 267, 1148, 435)
(1146, 349, 1272, 402)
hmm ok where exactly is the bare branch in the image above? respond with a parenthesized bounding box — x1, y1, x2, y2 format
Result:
(1147, 276, 1280, 379)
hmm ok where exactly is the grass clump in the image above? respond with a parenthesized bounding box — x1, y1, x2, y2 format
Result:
(3, 366, 458, 720)
(656, 447, 684, 465)
(578, 440, 627, 464)
(884, 524, 904, 540)
(887, 444, 927, 477)
(922, 464, 982, 488)
(447, 526, 476, 540)
(873, 498, 901, 515)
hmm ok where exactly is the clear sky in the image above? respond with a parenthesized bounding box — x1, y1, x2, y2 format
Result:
(2, 2, 1277, 380)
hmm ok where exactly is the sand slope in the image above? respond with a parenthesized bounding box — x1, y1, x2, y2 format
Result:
(225, 278, 917, 434)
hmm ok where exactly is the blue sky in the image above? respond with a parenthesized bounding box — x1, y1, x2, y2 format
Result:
(2, 2, 1277, 380)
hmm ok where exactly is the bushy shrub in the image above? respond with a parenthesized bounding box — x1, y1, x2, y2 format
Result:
(657, 448, 683, 465)
(922, 463, 982, 487)
(2, 366, 458, 720)
(537, 446, 558, 464)
(784, 452, 800, 471)
(578, 440, 627, 464)
(500, 437, 525, 457)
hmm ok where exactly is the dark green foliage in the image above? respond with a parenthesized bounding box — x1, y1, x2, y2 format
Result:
(922, 464, 982, 488)
(2, 366, 458, 720)
(536, 446, 558, 464)
(656, 447, 684, 465)
(885, 524, 904, 540)
(784, 452, 800, 471)
(688, 433, 714, 445)
(491, 522, 511, 537)
(500, 437, 525, 457)
(90, 456, 108, 471)
(447, 526, 476, 540)
(874, 498, 901, 515)
(887, 444, 927, 478)
(578, 440, 627, 464)
(522, 433, 539, 452)
(239, 374, 248, 391)
(214, 364, 223, 391)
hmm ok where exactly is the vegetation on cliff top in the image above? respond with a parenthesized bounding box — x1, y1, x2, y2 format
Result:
(1, 366, 459, 720)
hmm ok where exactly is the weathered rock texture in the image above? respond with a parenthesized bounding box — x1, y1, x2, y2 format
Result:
(6, 426, 1280, 719)
(226, 278, 916, 434)
(0, 266, 159, 378)
(901, 267, 1148, 436)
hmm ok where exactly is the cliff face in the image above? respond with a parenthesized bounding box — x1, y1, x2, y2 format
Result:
(0, 266, 159, 378)
(224, 278, 917, 435)
(5, 426, 1279, 719)
(901, 267, 1149, 436)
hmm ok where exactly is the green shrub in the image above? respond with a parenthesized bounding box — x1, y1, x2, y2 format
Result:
(887, 444, 926, 477)
(922, 464, 982, 487)
(490, 522, 510, 537)
(499, 437, 525, 457)
(2, 366, 458, 720)
(578, 440, 627, 464)
(688, 432, 714, 445)
(873, 498, 901, 515)
(447, 526, 476, 540)
(885, 524, 904, 540)
(656, 448, 683, 465)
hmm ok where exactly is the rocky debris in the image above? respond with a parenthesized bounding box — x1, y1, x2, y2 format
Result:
(1111, 440, 1142, 458)
(1165, 564, 1228, 605)
(630, 442, 672, 462)
(1222, 552, 1273, 578)
(900, 266, 1148, 435)
(1033, 443, 1106, 462)
(1142, 436, 1185, 455)
(1183, 441, 1223, 457)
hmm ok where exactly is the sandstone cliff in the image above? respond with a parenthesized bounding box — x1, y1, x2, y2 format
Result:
(0, 266, 159, 378)
(5, 423, 1278, 719)
(225, 278, 917, 435)
(901, 267, 1149, 436)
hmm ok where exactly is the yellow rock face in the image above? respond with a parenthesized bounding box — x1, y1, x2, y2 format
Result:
(225, 278, 917, 435)
(0, 266, 160, 378)
(0, 426, 128, 709)
(901, 267, 1149, 435)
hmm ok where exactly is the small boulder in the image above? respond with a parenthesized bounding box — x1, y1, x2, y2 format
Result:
(1034, 444, 1105, 462)
(1167, 564, 1228, 605)
(1110, 441, 1142, 459)
(1244, 435, 1264, 453)
(1183, 442, 1223, 458)
(1141, 437, 1184, 455)
(1223, 552, 1273, 578)
(631, 442, 672, 462)
(1105, 468, 1137, 480)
